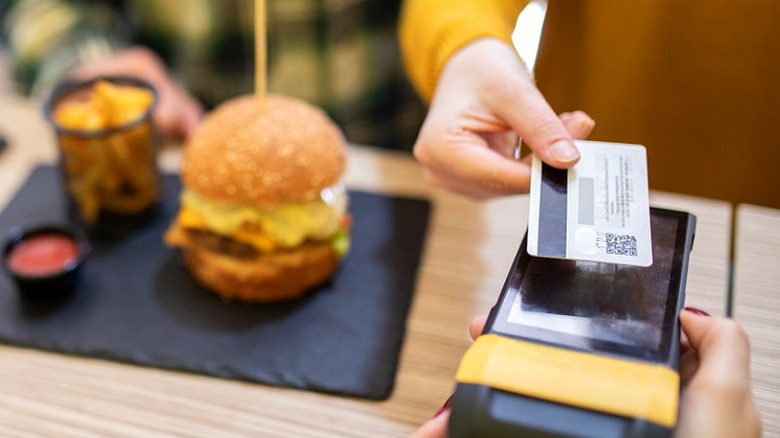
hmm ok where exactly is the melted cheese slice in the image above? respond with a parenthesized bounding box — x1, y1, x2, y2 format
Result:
(178, 186, 348, 252)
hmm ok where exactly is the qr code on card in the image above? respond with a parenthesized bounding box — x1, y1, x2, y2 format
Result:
(605, 233, 638, 256)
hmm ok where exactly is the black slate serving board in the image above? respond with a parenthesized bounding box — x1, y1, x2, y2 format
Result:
(0, 165, 431, 400)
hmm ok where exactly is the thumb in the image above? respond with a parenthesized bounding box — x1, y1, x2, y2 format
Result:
(409, 409, 449, 438)
(469, 314, 489, 340)
(496, 81, 581, 168)
(679, 311, 751, 385)
(676, 310, 760, 438)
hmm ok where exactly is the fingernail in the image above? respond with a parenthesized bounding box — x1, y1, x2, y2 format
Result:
(434, 395, 453, 418)
(549, 140, 580, 163)
(683, 307, 711, 317)
(579, 116, 596, 131)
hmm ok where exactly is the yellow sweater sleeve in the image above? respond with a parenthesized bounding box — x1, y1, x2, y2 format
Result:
(399, 0, 530, 104)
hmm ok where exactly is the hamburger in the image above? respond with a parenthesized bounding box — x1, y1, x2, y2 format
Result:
(164, 94, 350, 302)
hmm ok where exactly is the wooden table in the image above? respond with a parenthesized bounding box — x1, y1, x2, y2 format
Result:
(733, 204, 780, 438)
(0, 95, 733, 437)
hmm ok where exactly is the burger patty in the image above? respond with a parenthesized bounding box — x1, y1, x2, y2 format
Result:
(182, 227, 337, 259)
(184, 228, 260, 259)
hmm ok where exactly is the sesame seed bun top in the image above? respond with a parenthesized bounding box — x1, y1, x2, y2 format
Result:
(181, 94, 347, 207)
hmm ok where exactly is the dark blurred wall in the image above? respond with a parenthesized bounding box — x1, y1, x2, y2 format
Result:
(535, 0, 780, 208)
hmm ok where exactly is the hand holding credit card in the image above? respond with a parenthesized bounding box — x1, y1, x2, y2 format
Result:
(528, 140, 653, 266)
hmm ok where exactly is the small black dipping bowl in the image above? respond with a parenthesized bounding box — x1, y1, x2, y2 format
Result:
(2, 224, 91, 301)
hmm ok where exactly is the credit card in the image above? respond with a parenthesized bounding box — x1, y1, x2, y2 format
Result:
(527, 140, 653, 266)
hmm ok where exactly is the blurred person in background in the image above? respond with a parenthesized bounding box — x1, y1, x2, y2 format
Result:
(0, 0, 427, 149)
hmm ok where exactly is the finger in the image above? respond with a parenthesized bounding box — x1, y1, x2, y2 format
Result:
(415, 137, 534, 196)
(171, 85, 205, 140)
(469, 314, 489, 340)
(679, 311, 752, 385)
(678, 325, 697, 386)
(679, 326, 691, 353)
(482, 130, 520, 158)
(409, 408, 449, 438)
(423, 168, 517, 199)
(177, 102, 205, 140)
(149, 77, 205, 143)
(559, 111, 595, 140)
(152, 87, 184, 142)
(678, 347, 700, 387)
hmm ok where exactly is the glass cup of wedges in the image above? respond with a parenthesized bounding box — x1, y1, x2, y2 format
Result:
(44, 76, 161, 238)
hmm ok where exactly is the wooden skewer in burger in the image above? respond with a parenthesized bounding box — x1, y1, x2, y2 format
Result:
(164, 0, 350, 302)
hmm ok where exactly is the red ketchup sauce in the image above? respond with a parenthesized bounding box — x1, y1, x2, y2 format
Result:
(7, 233, 80, 276)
